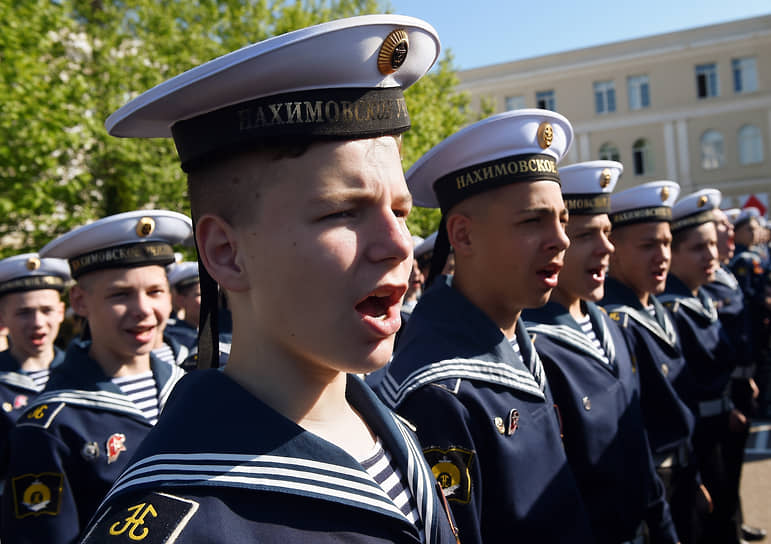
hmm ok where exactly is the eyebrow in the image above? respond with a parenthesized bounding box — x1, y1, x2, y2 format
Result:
(311, 188, 413, 208)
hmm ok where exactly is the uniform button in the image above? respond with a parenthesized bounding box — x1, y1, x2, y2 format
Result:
(661, 363, 669, 377)
(582, 396, 591, 411)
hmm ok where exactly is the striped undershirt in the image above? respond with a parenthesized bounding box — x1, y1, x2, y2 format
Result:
(576, 314, 610, 365)
(151, 343, 176, 366)
(359, 438, 423, 538)
(112, 371, 160, 424)
(24, 368, 51, 389)
(645, 304, 656, 318)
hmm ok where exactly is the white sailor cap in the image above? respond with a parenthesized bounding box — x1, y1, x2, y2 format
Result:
(407, 109, 573, 210)
(167, 261, 200, 290)
(733, 206, 761, 227)
(105, 15, 440, 172)
(559, 160, 622, 215)
(414, 231, 437, 258)
(723, 208, 741, 224)
(671, 189, 721, 233)
(0, 253, 71, 298)
(609, 180, 680, 227)
(39, 210, 193, 279)
(411, 235, 424, 248)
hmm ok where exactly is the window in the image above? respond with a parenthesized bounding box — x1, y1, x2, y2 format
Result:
(598, 142, 620, 162)
(732, 57, 758, 93)
(632, 139, 653, 175)
(695, 63, 719, 98)
(593, 80, 616, 114)
(536, 90, 555, 111)
(504, 95, 526, 110)
(627, 75, 650, 110)
(700, 130, 725, 170)
(738, 125, 764, 165)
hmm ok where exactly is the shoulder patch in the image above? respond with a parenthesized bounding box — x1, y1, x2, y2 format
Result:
(423, 446, 474, 505)
(11, 472, 64, 518)
(81, 492, 199, 544)
(16, 402, 66, 429)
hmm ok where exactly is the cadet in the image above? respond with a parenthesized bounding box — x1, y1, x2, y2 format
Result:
(373, 109, 595, 544)
(0, 210, 189, 544)
(659, 190, 742, 544)
(523, 161, 678, 544)
(600, 181, 707, 543)
(163, 261, 200, 351)
(0, 254, 69, 460)
(80, 15, 460, 544)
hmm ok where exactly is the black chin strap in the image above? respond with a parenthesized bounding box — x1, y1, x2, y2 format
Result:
(192, 219, 219, 369)
(425, 216, 450, 289)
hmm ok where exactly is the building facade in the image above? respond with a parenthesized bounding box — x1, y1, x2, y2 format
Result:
(457, 15, 771, 210)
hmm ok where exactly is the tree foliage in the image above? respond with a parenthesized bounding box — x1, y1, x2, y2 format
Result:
(0, 0, 470, 255)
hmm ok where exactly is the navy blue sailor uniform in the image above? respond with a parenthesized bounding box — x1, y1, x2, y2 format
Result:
(0, 340, 185, 544)
(660, 274, 740, 544)
(600, 277, 703, 543)
(0, 347, 65, 453)
(523, 301, 677, 544)
(79, 370, 460, 544)
(372, 279, 595, 544)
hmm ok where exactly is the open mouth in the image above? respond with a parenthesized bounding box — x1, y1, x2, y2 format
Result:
(588, 266, 606, 283)
(29, 333, 46, 346)
(127, 324, 155, 342)
(537, 262, 563, 288)
(355, 284, 407, 337)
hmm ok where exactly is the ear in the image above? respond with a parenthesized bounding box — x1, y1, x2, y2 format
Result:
(446, 212, 473, 257)
(196, 214, 249, 292)
(69, 285, 89, 318)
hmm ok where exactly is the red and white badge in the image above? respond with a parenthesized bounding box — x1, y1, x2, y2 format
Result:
(106, 433, 127, 464)
(13, 395, 29, 410)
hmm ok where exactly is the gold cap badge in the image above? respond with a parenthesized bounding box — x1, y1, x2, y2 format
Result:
(599, 168, 612, 188)
(136, 217, 155, 237)
(537, 122, 553, 149)
(378, 29, 409, 75)
(660, 187, 670, 202)
(25, 257, 41, 271)
(697, 195, 708, 207)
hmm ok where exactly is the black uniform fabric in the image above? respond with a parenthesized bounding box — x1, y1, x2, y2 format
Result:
(372, 279, 595, 544)
(79, 370, 460, 544)
(523, 301, 677, 544)
(0, 341, 185, 544)
(660, 274, 742, 544)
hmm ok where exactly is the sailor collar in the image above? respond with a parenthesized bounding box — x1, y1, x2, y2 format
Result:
(0, 347, 66, 393)
(97, 371, 448, 543)
(380, 280, 546, 408)
(602, 277, 679, 348)
(659, 275, 718, 324)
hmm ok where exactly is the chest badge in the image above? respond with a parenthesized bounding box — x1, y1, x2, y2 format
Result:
(507, 408, 520, 436)
(82, 441, 100, 461)
(107, 433, 127, 464)
(13, 395, 29, 410)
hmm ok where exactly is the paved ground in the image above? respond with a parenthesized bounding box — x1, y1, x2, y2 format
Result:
(741, 419, 771, 538)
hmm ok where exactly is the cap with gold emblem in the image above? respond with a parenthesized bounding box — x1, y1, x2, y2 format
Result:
(0, 253, 71, 298)
(105, 15, 440, 172)
(732, 206, 761, 228)
(609, 180, 680, 228)
(39, 210, 193, 279)
(166, 261, 200, 291)
(406, 109, 573, 284)
(559, 160, 622, 215)
(670, 188, 721, 233)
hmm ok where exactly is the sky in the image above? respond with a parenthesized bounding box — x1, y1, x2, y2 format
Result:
(387, 0, 771, 70)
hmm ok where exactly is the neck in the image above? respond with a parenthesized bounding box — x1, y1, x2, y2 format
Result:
(225, 332, 376, 458)
(453, 267, 520, 338)
(550, 288, 584, 320)
(13, 345, 55, 372)
(88, 341, 152, 378)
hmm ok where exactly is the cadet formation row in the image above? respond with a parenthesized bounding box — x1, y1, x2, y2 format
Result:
(0, 13, 770, 544)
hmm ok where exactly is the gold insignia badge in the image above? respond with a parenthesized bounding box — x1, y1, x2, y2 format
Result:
(377, 29, 409, 75)
(599, 168, 612, 188)
(424, 447, 474, 504)
(537, 121, 554, 149)
(25, 257, 41, 271)
(2, 402, 12, 413)
(136, 217, 155, 237)
(582, 396, 591, 411)
(494, 417, 505, 434)
(11, 472, 63, 518)
(697, 195, 708, 207)
(660, 187, 670, 202)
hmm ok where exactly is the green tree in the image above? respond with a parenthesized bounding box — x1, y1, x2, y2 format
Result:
(0, 0, 469, 255)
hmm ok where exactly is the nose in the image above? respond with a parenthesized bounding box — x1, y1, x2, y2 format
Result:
(368, 209, 413, 264)
(547, 220, 570, 253)
(131, 292, 153, 319)
(32, 310, 46, 329)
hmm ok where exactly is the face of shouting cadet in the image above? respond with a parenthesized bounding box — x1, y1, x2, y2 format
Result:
(554, 213, 614, 304)
(609, 221, 672, 305)
(226, 137, 413, 377)
(0, 289, 64, 364)
(670, 222, 719, 293)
